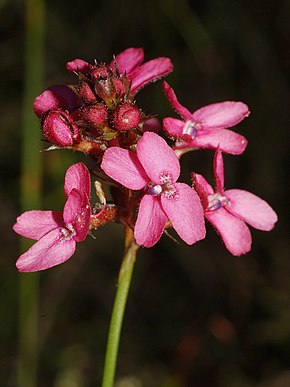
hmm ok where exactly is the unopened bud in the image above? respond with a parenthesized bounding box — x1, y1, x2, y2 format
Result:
(74, 104, 108, 128)
(113, 102, 141, 131)
(91, 64, 111, 81)
(42, 109, 80, 147)
(70, 81, 97, 104)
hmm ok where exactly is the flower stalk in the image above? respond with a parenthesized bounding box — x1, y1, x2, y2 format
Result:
(101, 226, 139, 387)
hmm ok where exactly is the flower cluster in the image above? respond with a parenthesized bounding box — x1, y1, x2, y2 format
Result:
(13, 47, 277, 271)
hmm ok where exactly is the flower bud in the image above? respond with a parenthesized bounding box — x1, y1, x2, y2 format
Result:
(74, 104, 108, 128)
(90, 64, 111, 81)
(42, 109, 80, 147)
(113, 102, 141, 131)
(69, 81, 97, 104)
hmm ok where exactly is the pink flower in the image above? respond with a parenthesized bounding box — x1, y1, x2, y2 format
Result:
(162, 82, 249, 155)
(192, 149, 278, 256)
(13, 163, 91, 272)
(109, 47, 173, 95)
(101, 131, 206, 247)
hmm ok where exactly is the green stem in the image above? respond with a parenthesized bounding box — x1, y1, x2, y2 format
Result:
(18, 0, 45, 385)
(101, 227, 139, 387)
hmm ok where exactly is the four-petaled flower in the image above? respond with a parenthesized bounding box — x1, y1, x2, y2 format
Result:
(162, 81, 249, 155)
(101, 131, 206, 247)
(13, 163, 91, 271)
(192, 149, 278, 256)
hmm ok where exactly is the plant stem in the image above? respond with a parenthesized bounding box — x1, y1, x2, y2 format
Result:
(18, 0, 45, 385)
(101, 227, 139, 387)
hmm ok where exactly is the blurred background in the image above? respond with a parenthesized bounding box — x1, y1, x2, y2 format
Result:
(0, 0, 289, 386)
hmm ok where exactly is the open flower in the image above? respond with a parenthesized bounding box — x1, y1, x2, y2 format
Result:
(101, 131, 206, 247)
(163, 82, 249, 155)
(192, 149, 278, 255)
(13, 163, 91, 272)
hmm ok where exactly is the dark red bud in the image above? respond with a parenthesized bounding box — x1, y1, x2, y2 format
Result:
(42, 109, 80, 147)
(91, 64, 111, 81)
(73, 104, 108, 128)
(76, 81, 97, 103)
(113, 102, 141, 131)
(112, 78, 125, 98)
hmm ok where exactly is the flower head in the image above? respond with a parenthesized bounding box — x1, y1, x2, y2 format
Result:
(192, 149, 278, 255)
(13, 163, 91, 271)
(101, 131, 206, 247)
(162, 82, 249, 155)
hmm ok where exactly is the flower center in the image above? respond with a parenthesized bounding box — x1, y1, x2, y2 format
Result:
(145, 173, 177, 199)
(207, 193, 229, 211)
(182, 120, 199, 140)
(61, 224, 76, 241)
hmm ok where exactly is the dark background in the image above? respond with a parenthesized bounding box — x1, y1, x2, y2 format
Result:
(1, 0, 289, 386)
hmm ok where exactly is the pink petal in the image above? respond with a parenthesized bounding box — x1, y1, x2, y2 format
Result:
(33, 85, 82, 118)
(214, 148, 224, 193)
(192, 173, 214, 209)
(64, 162, 91, 198)
(134, 195, 167, 247)
(109, 47, 144, 74)
(63, 189, 91, 242)
(206, 207, 252, 256)
(184, 128, 248, 155)
(13, 210, 64, 240)
(130, 57, 173, 94)
(137, 132, 180, 184)
(161, 183, 206, 245)
(225, 189, 278, 231)
(16, 228, 76, 272)
(66, 58, 92, 74)
(163, 117, 185, 138)
(101, 147, 149, 190)
(192, 101, 250, 130)
(162, 82, 192, 120)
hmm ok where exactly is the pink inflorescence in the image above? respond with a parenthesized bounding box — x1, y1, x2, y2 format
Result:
(13, 47, 277, 271)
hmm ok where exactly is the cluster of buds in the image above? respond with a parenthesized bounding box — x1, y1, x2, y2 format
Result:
(33, 48, 172, 161)
(13, 47, 277, 272)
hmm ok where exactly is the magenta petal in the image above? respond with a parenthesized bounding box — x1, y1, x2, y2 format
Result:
(66, 58, 92, 74)
(33, 85, 82, 118)
(192, 101, 250, 130)
(190, 128, 248, 155)
(13, 210, 64, 240)
(161, 183, 206, 245)
(214, 148, 224, 193)
(130, 57, 173, 94)
(63, 189, 91, 242)
(137, 132, 180, 184)
(225, 189, 278, 231)
(206, 208, 252, 256)
(16, 228, 76, 272)
(134, 195, 167, 247)
(163, 117, 185, 138)
(64, 162, 91, 198)
(101, 147, 149, 190)
(162, 82, 192, 120)
(192, 173, 214, 209)
(109, 47, 144, 74)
